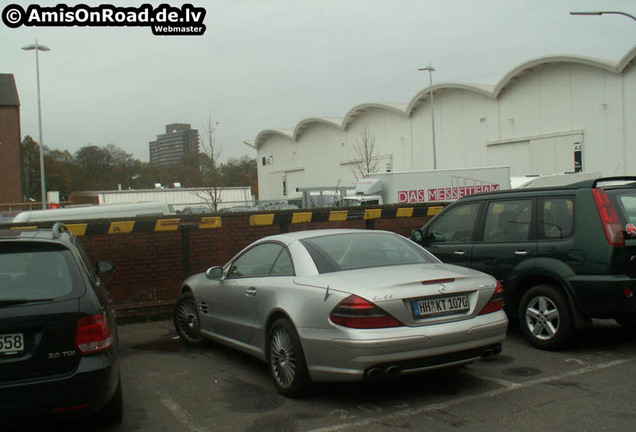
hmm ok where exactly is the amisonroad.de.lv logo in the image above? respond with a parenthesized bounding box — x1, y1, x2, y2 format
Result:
(2, 3, 207, 36)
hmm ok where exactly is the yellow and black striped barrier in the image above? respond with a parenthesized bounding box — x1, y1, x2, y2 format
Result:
(249, 205, 444, 226)
(8, 216, 223, 236)
(5, 204, 445, 235)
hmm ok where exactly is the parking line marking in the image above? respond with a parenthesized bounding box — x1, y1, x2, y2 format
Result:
(307, 359, 629, 432)
(475, 375, 520, 389)
(160, 394, 210, 432)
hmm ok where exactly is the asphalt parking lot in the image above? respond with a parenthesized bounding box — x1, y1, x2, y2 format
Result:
(41, 319, 636, 432)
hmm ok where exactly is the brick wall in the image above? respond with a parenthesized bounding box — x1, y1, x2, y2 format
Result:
(0, 106, 22, 204)
(8, 204, 444, 319)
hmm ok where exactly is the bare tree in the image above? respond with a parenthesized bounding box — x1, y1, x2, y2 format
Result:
(352, 124, 380, 180)
(197, 118, 223, 211)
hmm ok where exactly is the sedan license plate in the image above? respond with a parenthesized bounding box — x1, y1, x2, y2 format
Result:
(413, 295, 469, 318)
(0, 333, 25, 355)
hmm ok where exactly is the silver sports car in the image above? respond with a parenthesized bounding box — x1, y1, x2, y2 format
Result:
(173, 229, 508, 396)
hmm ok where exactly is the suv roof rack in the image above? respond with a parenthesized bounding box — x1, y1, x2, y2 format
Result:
(52, 222, 68, 239)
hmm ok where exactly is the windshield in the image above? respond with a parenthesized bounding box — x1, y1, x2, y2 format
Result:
(0, 242, 83, 302)
(300, 232, 436, 274)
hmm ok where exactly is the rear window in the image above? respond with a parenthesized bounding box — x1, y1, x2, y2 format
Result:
(300, 232, 436, 273)
(0, 242, 83, 302)
(610, 191, 636, 225)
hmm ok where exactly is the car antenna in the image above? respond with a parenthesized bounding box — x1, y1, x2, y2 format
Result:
(324, 285, 330, 301)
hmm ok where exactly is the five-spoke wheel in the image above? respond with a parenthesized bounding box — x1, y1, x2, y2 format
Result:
(519, 284, 573, 350)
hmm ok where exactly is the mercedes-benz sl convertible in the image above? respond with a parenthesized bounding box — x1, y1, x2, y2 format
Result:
(173, 229, 508, 397)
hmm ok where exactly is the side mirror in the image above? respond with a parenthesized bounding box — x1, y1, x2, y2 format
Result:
(205, 266, 224, 280)
(96, 261, 116, 274)
(410, 229, 423, 244)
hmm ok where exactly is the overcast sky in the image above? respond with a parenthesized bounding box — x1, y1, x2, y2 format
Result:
(1, 0, 635, 164)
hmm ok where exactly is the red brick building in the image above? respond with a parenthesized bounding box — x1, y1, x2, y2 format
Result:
(0, 74, 22, 204)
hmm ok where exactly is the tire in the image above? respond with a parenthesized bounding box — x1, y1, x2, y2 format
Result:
(94, 378, 123, 425)
(174, 291, 206, 346)
(519, 284, 574, 350)
(267, 318, 311, 397)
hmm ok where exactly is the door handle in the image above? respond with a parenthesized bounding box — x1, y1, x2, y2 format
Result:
(515, 250, 529, 256)
(453, 250, 467, 256)
(245, 288, 257, 297)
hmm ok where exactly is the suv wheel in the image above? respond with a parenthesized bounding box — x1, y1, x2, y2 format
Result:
(519, 284, 574, 350)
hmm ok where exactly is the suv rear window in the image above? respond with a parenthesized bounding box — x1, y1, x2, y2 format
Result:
(0, 242, 83, 301)
(610, 190, 636, 225)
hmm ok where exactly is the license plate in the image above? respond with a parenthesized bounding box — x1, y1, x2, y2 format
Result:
(413, 295, 469, 318)
(0, 333, 25, 355)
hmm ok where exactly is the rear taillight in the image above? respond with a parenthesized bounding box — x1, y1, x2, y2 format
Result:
(330, 295, 403, 329)
(76, 313, 113, 354)
(593, 188, 625, 247)
(479, 282, 504, 315)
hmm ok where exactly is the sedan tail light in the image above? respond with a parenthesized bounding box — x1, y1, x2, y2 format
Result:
(330, 295, 403, 329)
(76, 313, 113, 354)
(479, 282, 505, 315)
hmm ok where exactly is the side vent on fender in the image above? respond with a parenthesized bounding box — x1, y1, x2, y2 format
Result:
(199, 301, 208, 315)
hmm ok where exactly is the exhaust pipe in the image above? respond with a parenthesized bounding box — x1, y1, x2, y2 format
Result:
(481, 345, 502, 358)
(482, 349, 495, 358)
(366, 366, 402, 380)
(385, 366, 401, 377)
(366, 367, 382, 380)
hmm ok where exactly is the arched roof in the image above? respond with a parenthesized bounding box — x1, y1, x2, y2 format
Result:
(342, 102, 408, 128)
(294, 117, 342, 139)
(252, 129, 294, 148)
(493, 53, 623, 97)
(406, 83, 495, 115)
(618, 44, 636, 71)
(245, 45, 636, 150)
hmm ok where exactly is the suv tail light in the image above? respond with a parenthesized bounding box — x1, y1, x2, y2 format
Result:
(76, 313, 113, 354)
(592, 188, 625, 247)
(479, 282, 504, 315)
(330, 295, 403, 328)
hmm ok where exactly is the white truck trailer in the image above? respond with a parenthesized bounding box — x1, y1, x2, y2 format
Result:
(342, 166, 511, 206)
(68, 187, 254, 212)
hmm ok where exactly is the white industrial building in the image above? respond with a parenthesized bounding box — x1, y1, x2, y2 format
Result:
(245, 46, 636, 202)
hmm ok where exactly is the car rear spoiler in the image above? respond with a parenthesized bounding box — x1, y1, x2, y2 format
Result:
(592, 177, 636, 188)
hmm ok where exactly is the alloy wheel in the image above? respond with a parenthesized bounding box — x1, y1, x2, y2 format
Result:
(269, 327, 297, 388)
(176, 298, 202, 343)
(525, 295, 560, 341)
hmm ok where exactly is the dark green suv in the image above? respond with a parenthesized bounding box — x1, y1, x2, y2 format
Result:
(411, 177, 636, 350)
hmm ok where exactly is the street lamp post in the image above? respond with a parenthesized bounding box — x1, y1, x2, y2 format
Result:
(22, 40, 50, 210)
(570, 11, 636, 22)
(418, 64, 437, 169)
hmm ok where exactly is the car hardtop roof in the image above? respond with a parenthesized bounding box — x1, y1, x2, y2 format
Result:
(261, 228, 396, 244)
(457, 176, 636, 201)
